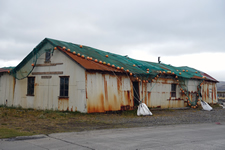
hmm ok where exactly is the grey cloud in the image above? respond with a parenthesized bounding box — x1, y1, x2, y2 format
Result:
(0, 0, 225, 61)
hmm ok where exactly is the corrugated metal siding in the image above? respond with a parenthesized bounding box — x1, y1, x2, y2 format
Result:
(202, 81, 217, 104)
(139, 78, 184, 108)
(0, 73, 15, 106)
(86, 72, 133, 113)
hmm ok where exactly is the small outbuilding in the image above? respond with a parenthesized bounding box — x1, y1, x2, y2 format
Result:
(0, 38, 218, 113)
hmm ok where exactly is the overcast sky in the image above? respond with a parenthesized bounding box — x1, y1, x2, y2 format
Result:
(0, 0, 225, 81)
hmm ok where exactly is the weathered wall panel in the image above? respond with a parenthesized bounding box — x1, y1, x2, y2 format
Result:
(0, 73, 15, 106)
(86, 72, 133, 113)
(202, 81, 217, 104)
(139, 78, 205, 108)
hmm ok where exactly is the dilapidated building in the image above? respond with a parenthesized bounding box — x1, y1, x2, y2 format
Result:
(0, 38, 218, 113)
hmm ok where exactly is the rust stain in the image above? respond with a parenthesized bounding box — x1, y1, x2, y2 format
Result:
(108, 104, 112, 111)
(207, 86, 209, 98)
(100, 93, 104, 112)
(71, 106, 73, 112)
(114, 95, 117, 104)
(117, 76, 121, 90)
(34, 83, 39, 86)
(214, 85, 217, 100)
(58, 97, 69, 100)
(104, 77, 108, 102)
(85, 72, 88, 99)
(124, 91, 131, 106)
(58, 98, 69, 111)
(148, 92, 151, 105)
(127, 91, 131, 105)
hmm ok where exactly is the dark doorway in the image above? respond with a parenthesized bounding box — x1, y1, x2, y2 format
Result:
(133, 82, 140, 106)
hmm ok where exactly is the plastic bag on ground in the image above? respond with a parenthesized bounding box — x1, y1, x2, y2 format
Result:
(137, 103, 153, 116)
(200, 100, 213, 111)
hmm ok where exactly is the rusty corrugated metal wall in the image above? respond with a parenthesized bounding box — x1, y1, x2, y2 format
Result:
(139, 78, 185, 108)
(86, 72, 133, 113)
(201, 81, 217, 104)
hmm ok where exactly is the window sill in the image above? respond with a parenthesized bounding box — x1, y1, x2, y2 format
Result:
(58, 96, 69, 98)
(26, 94, 34, 96)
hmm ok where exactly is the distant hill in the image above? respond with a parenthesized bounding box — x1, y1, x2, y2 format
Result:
(217, 81, 225, 92)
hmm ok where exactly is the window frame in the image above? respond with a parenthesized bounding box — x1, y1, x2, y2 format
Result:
(45, 51, 51, 63)
(27, 77, 35, 96)
(171, 84, 176, 98)
(59, 76, 69, 97)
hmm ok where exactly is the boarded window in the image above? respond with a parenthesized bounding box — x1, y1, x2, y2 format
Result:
(60, 77, 69, 97)
(27, 77, 35, 95)
(171, 84, 176, 97)
(45, 51, 51, 62)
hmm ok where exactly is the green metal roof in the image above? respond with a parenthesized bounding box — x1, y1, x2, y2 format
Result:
(10, 38, 212, 81)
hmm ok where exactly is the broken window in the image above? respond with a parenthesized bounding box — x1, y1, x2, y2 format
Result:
(171, 84, 176, 97)
(60, 76, 69, 97)
(45, 51, 51, 62)
(27, 77, 35, 96)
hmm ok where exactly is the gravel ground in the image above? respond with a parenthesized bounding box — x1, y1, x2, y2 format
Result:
(1, 105, 225, 136)
(90, 107, 225, 129)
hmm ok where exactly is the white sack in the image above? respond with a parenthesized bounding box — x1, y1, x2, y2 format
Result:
(219, 103, 225, 109)
(200, 100, 213, 111)
(137, 103, 153, 116)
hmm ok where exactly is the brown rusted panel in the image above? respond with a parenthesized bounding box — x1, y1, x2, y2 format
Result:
(85, 72, 88, 99)
(87, 72, 134, 113)
(148, 92, 151, 104)
(60, 48, 124, 73)
(104, 76, 108, 102)
(32, 71, 63, 75)
(124, 91, 131, 106)
(58, 97, 69, 111)
(213, 85, 217, 100)
(207, 85, 209, 98)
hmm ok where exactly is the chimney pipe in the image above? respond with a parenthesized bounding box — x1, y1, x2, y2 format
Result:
(158, 57, 161, 64)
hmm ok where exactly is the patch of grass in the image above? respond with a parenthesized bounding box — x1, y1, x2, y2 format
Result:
(0, 127, 33, 139)
(121, 109, 137, 116)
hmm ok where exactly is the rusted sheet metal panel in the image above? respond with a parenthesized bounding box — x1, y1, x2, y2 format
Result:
(140, 78, 202, 108)
(58, 97, 69, 111)
(86, 72, 133, 113)
(139, 78, 217, 109)
(139, 78, 184, 109)
(61, 48, 123, 73)
(201, 81, 217, 104)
